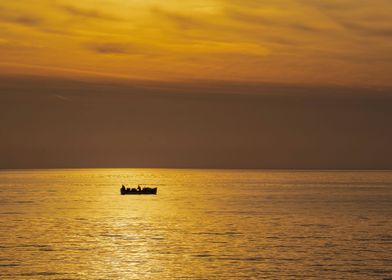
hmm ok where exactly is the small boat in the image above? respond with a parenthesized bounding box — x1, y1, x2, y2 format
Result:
(120, 185, 157, 195)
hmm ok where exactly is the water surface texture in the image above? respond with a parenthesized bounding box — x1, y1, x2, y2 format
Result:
(1, 169, 392, 279)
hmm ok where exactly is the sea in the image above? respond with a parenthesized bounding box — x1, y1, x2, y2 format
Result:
(0, 169, 392, 279)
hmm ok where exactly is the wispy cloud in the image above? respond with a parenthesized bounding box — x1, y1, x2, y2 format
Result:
(226, 9, 322, 33)
(298, 0, 392, 38)
(12, 15, 42, 26)
(60, 5, 122, 21)
(87, 42, 130, 54)
(151, 8, 207, 30)
(0, 12, 43, 27)
(338, 20, 392, 38)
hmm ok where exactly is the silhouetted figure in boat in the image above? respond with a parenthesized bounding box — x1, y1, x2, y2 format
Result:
(121, 185, 157, 195)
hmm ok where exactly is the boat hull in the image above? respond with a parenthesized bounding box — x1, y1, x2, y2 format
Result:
(121, 187, 157, 195)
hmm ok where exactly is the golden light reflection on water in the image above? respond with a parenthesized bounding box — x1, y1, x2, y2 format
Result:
(1, 169, 392, 279)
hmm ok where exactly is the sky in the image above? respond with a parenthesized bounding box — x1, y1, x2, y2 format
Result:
(0, 0, 392, 169)
(1, 0, 392, 86)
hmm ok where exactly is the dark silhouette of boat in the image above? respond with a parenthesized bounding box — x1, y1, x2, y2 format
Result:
(120, 185, 157, 195)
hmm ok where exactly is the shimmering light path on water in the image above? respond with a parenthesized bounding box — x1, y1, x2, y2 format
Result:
(1, 169, 392, 279)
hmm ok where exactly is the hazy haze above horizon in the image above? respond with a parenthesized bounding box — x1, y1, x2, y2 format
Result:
(1, 75, 391, 169)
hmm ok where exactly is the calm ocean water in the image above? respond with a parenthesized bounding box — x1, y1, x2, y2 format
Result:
(1, 169, 392, 279)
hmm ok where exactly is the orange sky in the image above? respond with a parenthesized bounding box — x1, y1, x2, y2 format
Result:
(1, 0, 392, 87)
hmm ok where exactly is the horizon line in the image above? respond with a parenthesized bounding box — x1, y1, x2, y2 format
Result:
(1, 167, 391, 172)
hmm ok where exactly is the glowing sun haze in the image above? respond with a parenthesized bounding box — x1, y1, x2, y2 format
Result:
(1, 0, 392, 86)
